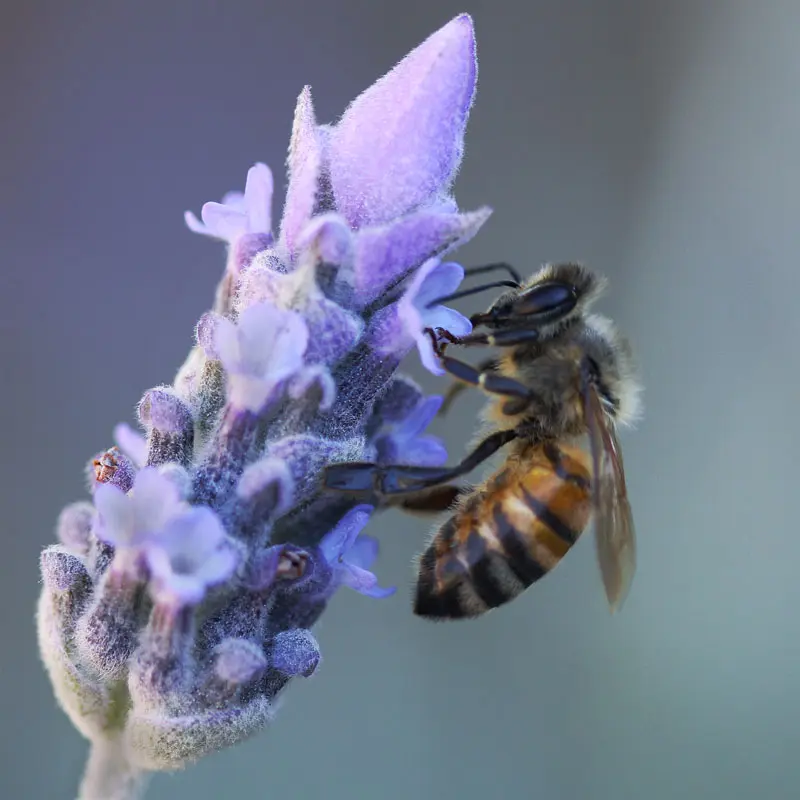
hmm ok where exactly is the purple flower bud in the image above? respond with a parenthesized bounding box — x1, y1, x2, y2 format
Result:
(288, 365, 337, 411)
(75, 568, 141, 679)
(137, 387, 195, 468)
(56, 502, 95, 556)
(270, 629, 320, 677)
(214, 638, 268, 686)
(40, 547, 92, 628)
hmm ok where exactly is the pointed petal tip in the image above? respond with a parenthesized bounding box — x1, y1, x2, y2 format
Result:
(329, 16, 481, 228)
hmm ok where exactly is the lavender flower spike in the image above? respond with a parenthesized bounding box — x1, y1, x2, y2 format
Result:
(38, 15, 488, 799)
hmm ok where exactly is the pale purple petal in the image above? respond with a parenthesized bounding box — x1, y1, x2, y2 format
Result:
(424, 305, 472, 338)
(413, 262, 465, 307)
(194, 547, 238, 587)
(346, 534, 379, 570)
(212, 315, 242, 370)
(131, 467, 182, 533)
(395, 395, 443, 439)
(113, 422, 148, 468)
(264, 310, 309, 381)
(288, 365, 336, 410)
(236, 303, 285, 375)
(340, 563, 396, 599)
(320, 505, 373, 564)
(145, 507, 234, 606)
(296, 213, 354, 266)
(184, 210, 209, 235)
(416, 333, 445, 375)
(243, 163, 273, 234)
(221, 191, 245, 209)
(351, 207, 491, 307)
(399, 436, 448, 466)
(201, 202, 247, 241)
(280, 86, 323, 254)
(329, 14, 478, 228)
(94, 483, 135, 546)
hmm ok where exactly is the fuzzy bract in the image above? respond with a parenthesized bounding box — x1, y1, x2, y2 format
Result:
(37, 14, 489, 800)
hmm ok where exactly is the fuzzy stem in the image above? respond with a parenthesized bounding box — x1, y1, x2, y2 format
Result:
(78, 736, 151, 800)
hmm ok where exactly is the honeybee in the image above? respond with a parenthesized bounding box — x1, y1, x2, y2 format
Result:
(323, 262, 642, 619)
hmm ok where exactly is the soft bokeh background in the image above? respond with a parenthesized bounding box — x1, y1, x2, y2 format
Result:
(3, 1, 799, 797)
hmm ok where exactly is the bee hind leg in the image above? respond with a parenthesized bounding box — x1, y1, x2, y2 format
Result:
(322, 429, 518, 501)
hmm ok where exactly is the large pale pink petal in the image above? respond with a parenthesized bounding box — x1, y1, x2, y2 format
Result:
(329, 15, 478, 228)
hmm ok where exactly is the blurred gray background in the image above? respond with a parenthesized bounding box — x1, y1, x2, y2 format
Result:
(2, 0, 799, 797)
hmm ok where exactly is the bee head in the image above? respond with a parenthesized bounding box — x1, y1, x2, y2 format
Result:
(579, 313, 643, 428)
(478, 263, 607, 337)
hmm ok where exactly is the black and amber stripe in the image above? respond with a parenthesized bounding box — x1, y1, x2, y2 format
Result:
(413, 441, 593, 621)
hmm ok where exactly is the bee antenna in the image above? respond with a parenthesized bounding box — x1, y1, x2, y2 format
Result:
(425, 280, 520, 309)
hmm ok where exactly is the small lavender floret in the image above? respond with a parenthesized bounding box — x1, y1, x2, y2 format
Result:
(38, 14, 488, 799)
(144, 507, 238, 607)
(271, 629, 320, 677)
(370, 258, 472, 374)
(375, 394, 448, 466)
(198, 301, 308, 413)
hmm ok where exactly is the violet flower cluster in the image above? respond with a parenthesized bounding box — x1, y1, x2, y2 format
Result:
(37, 15, 490, 800)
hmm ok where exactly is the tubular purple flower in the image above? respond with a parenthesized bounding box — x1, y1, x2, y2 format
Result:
(198, 302, 308, 412)
(370, 259, 472, 374)
(184, 163, 274, 244)
(94, 468, 186, 572)
(375, 394, 448, 466)
(144, 506, 238, 608)
(319, 506, 396, 599)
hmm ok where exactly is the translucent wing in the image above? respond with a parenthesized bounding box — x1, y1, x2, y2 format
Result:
(583, 380, 637, 613)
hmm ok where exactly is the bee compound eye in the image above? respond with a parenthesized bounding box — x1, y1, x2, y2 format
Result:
(512, 281, 577, 318)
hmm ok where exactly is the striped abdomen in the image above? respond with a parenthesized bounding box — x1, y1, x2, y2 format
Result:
(414, 441, 592, 620)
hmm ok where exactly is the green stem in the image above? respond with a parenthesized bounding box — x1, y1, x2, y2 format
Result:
(78, 736, 151, 800)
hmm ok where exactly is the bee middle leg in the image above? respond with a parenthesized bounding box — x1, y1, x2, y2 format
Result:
(440, 357, 499, 415)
